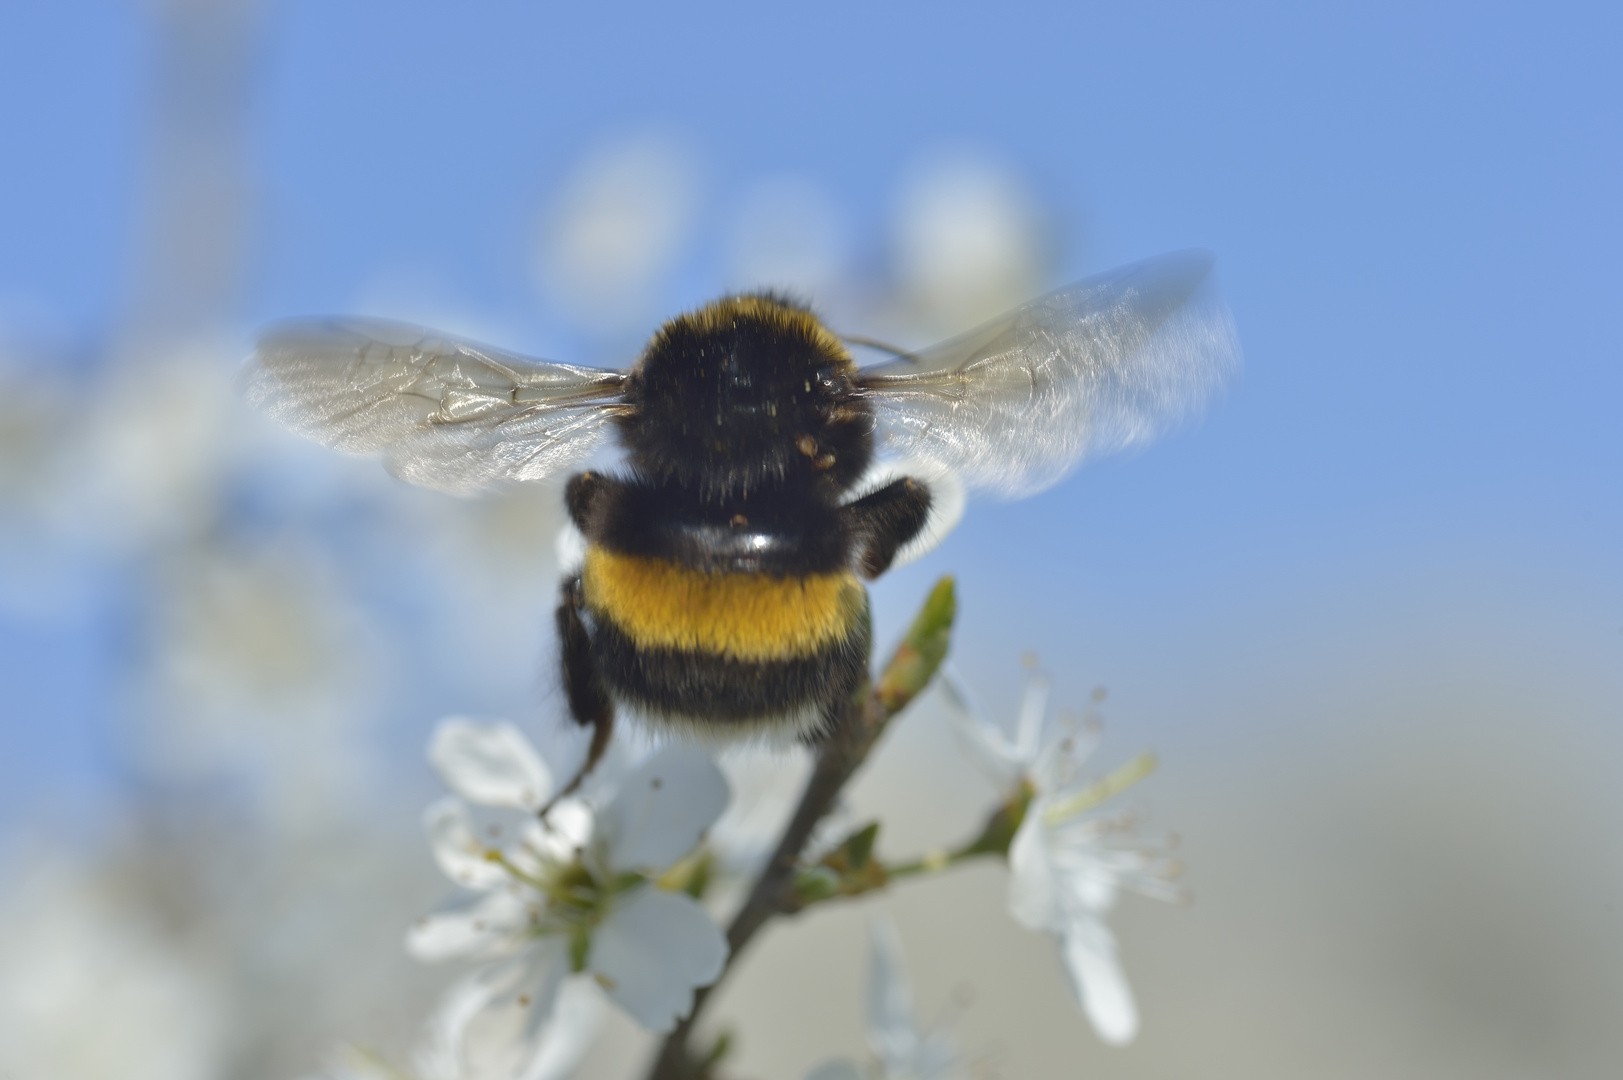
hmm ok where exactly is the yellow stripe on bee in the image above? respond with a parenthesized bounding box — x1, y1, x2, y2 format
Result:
(582, 546, 863, 662)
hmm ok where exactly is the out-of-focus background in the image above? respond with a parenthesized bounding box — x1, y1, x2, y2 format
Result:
(2, 2, 1620, 1078)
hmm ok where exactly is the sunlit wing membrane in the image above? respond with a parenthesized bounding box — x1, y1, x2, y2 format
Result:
(246, 319, 627, 494)
(857, 250, 1241, 498)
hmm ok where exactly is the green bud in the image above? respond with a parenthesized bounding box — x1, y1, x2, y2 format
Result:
(701, 1031, 733, 1069)
(842, 822, 880, 870)
(876, 576, 956, 713)
(793, 865, 841, 904)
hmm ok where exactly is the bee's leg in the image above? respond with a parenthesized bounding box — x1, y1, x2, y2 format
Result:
(841, 477, 933, 578)
(565, 470, 622, 533)
(550, 574, 614, 804)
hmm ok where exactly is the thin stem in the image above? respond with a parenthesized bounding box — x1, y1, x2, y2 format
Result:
(871, 780, 1035, 884)
(885, 847, 976, 880)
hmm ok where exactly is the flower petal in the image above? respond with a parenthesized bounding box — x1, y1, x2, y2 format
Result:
(1058, 917, 1139, 1046)
(590, 886, 727, 1032)
(413, 953, 530, 1077)
(1006, 811, 1059, 932)
(413, 962, 511, 1079)
(599, 745, 729, 873)
(527, 796, 594, 864)
(913, 1031, 964, 1080)
(406, 888, 531, 963)
(504, 943, 576, 1073)
(1014, 671, 1050, 762)
(866, 916, 922, 1072)
(414, 942, 571, 1079)
(941, 669, 1027, 785)
(1049, 843, 1123, 915)
(430, 718, 554, 811)
(423, 797, 508, 890)
(1030, 712, 1100, 795)
(518, 976, 606, 1080)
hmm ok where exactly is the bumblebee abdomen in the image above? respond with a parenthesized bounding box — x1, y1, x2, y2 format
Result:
(581, 546, 863, 662)
(578, 544, 870, 733)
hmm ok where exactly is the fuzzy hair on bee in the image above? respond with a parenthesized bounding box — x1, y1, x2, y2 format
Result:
(560, 293, 917, 751)
(245, 251, 1240, 781)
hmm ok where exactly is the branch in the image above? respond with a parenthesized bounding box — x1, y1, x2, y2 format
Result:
(644, 576, 957, 1080)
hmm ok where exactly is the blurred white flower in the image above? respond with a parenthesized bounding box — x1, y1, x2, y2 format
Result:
(804, 917, 964, 1080)
(134, 538, 386, 826)
(410, 971, 605, 1080)
(892, 150, 1047, 336)
(306, 977, 604, 1080)
(537, 132, 700, 333)
(430, 720, 557, 813)
(73, 335, 241, 550)
(409, 719, 730, 1057)
(943, 670, 1183, 1046)
(0, 859, 226, 1080)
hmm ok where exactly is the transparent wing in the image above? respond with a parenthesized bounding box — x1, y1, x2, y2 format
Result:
(857, 250, 1240, 498)
(245, 319, 628, 494)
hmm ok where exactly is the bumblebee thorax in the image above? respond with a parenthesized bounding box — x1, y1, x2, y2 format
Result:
(618, 294, 872, 496)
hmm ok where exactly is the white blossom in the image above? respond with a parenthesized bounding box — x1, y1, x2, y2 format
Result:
(537, 132, 700, 333)
(805, 918, 964, 1080)
(0, 859, 226, 1080)
(942, 670, 1183, 1046)
(429, 720, 555, 813)
(307, 977, 603, 1080)
(408, 718, 731, 1074)
(892, 150, 1045, 336)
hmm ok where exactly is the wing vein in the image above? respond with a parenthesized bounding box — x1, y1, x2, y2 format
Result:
(854, 250, 1240, 497)
(246, 318, 627, 495)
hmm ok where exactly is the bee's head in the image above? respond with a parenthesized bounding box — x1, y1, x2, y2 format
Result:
(619, 295, 873, 497)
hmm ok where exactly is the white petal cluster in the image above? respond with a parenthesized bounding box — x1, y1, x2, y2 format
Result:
(305, 978, 605, 1080)
(0, 860, 226, 1080)
(408, 719, 730, 1079)
(805, 919, 964, 1080)
(944, 671, 1182, 1046)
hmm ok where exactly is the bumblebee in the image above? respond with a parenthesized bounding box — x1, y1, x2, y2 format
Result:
(247, 250, 1238, 767)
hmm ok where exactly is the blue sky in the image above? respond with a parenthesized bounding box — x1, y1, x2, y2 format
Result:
(2, 0, 1620, 805)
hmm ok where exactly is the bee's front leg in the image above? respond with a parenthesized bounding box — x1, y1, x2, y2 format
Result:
(565, 470, 624, 534)
(841, 477, 933, 578)
(552, 573, 614, 802)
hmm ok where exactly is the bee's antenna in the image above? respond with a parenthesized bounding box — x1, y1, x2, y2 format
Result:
(840, 334, 922, 365)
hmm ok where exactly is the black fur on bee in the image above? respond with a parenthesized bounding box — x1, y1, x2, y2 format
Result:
(557, 294, 931, 755)
(613, 292, 875, 498)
